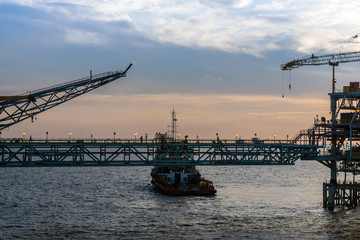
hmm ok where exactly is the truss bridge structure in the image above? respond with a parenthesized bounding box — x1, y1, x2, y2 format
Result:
(0, 138, 318, 167)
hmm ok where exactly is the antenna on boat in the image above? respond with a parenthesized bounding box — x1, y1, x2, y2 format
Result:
(169, 109, 177, 142)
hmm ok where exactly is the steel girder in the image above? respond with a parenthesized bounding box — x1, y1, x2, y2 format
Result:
(281, 51, 360, 71)
(0, 139, 319, 167)
(0, 64, 132, 131)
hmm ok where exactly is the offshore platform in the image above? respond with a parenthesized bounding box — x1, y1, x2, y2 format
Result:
(1, 52, 360, 211)
(281, 51, 360, 210)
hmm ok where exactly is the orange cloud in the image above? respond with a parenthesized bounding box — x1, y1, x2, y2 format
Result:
(4, 92, 330, 140)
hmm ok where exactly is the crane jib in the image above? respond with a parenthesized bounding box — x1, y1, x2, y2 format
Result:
(0, 64, 133, 131)
(281, 51, 360, 93)
(281, 51, 360, 70)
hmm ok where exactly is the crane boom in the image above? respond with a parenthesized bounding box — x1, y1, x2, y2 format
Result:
(0, 63, 132, 131)
(0, 96, 35, 101)
(281, 51, 360, 93)
(281, 51, 360, 71)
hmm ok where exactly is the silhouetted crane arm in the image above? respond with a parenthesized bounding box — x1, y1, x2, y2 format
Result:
(281, 51, 360, 71)
(0, 95, 35, 101)
(281, 51, 360, 93)
(0, 63, 132, 131)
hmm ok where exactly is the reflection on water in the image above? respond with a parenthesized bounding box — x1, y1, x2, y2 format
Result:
(1, 162, 360, 239)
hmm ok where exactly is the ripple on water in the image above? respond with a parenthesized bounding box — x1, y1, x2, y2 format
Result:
(0, 163, 359, 239)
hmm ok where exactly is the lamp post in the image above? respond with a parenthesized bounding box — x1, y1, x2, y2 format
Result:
(274, 134, 276, 141)
(46, 131, 48, 141)
(113, 132, 116, 141)
(22, 132, 26, 140)
(135, 132, 138, 141)
(69, 132, 72, 141)
(236, 133, 238, 141)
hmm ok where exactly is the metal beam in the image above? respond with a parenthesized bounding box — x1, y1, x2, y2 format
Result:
(0, 64, 132, 131)
(281, 51, 360, 71)
(0, 139, 319, 167)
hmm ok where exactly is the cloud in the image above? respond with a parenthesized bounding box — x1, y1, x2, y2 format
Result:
(77, 92, 328, 110)
(2, 0, 360, 56)
(10, 91, 327, 139)
(203, 0, 253, 9)
(201, 75, 223, 84)
(64, 28, 108, 45)
(247, 111, 318, 119)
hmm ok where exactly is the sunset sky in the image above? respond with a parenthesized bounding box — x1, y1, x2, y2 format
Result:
(1, 0, 360, 140)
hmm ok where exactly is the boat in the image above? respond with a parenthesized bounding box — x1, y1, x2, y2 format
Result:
(151, 165, 217, 196)
(150, 110, 216, 196)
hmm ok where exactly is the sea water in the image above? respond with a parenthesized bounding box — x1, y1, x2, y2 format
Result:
(1, 161, 360, 239)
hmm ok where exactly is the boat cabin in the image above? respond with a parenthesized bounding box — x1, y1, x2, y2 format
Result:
(154, 166, 198, 185)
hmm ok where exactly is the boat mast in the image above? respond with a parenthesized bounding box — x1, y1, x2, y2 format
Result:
(171, 109, 177, 142)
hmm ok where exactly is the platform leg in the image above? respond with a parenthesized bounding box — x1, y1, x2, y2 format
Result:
(328, 162, 337, 211)
(328, 184, 336, 211)
(323, 183, 328, 208)
(354, 190, 358, 207)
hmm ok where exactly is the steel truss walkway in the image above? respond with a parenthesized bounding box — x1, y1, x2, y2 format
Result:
(0, 139, 318, 167)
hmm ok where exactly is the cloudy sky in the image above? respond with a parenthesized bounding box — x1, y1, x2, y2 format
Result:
(1, 0, 360, 140)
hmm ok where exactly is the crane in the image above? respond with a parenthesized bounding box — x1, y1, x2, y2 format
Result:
(0, 96, 36, 101)
(0, 63, 132, 131)
(281, 51, 360, 93)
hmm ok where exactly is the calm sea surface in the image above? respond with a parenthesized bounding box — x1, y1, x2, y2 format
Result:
(1, 161, 360, 239)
